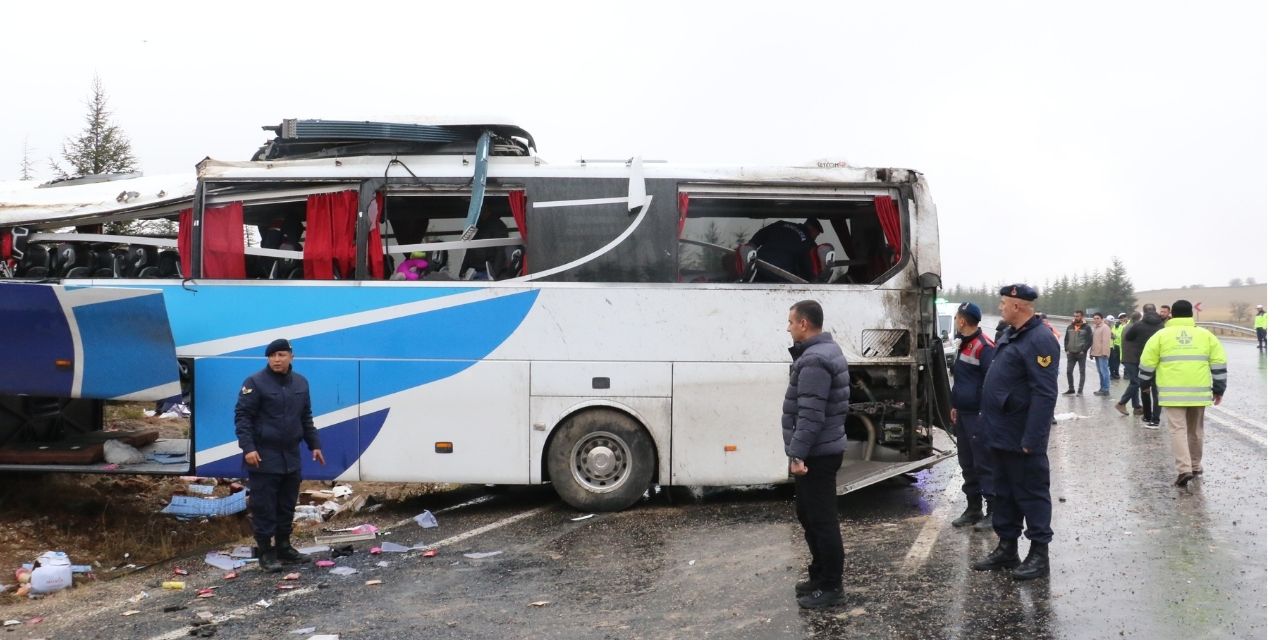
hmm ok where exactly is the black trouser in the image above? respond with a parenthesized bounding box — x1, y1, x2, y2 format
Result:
(1065, 352, 1087, 391)
(1109, 346, 1120, 378)
(248, 469, 301, 549)
(1117, 364, 1143, 410)
(990, 448, 1053, 544)
(955, 411, 993, 501)
(1258, 328, 1267, 348)
(1140, 383, 1160, 422)
(795, 454, 844, 591)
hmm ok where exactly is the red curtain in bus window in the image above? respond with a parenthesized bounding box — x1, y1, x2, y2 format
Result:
(508, 190, 527, 241)
(367, 192, 386, 279)
(677, 193, 690, 237)
(177, 209, 193, 276)
(304, 190, 359, 279)
(874, 196, 902, 264)
(202, 202, 246, 279)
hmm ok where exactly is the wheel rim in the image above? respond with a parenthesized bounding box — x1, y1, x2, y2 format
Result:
(570, 430, 632, 493)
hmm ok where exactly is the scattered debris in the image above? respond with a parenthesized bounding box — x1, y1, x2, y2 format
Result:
(528, 601, 551, 607)
(688, 560, 696, 566)
(276, 584, 298, 591)
(204, 553, 244, 572)
(161, 492, 248, 519)
(315, 532, 376, 545)
(330, 545, 355, 559)
(364, 579, 382, 586)
(369, 547, 383, 555)
(328, 567, 359, 576)
(127, 591, 149, 603)
(331, 485, 353, 499)
(379, 542, 411, 553)
(223, 572, 238, 580)
(1053, 412, 1084, 422)
(255, 599, 272, 608)
(290, 628, 316, 635)
(104, 439, 146, 464)
(421, 549, 438, 558)
(187, 484, 216, 496)
(195, 611, 215, 622)
(197, 587, 217, 598)
(164, 605, 188, 613)
(414, 510, 439, 529)
(314, 560, 335, 568)
(464, 551, 503, 560)
(295, 545, 330, 556)
(30, 551, 74, 594)
(376, 561, 390, 568)
(163, 581, 186, 590)
(174, 567, 190, 576)
(230, 547, 255, 559)
(2, 620, 18, 627)
(122, 610, 142, 616)
(570, 514, 595, 522)
(307, 635, 340, 640)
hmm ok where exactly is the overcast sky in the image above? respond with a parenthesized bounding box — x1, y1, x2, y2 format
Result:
(1, 1, 1267, 291)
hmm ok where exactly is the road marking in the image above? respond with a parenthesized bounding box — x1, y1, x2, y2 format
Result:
(1204, 412, 1266, 447)
(1208, 406, 1267, 431)
(143, 504, 551, 640)
(899, 471, 964, 574)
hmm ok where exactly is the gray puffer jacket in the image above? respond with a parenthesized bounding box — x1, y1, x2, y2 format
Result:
(782, 332, 850, 459)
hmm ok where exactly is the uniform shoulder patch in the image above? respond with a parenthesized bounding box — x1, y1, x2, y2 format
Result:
(241, 386, 253, 395)
(1036, 355, 1053, 368)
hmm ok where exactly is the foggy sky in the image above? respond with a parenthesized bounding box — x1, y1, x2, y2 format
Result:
(0, 0, 1266, 291)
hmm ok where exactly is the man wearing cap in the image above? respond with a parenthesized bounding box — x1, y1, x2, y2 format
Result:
(748, 218, 823, 283)
(1140, 300, 1228, 486)
(948, 302, 997, 529)
(1109, 314, 1126, 380)
(1255, 305, 1267, 350)
(234, 338, 325, 572)
(970, 284, 1058, 580)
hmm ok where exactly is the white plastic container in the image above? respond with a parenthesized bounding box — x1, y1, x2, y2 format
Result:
(30, 551, 73, 594)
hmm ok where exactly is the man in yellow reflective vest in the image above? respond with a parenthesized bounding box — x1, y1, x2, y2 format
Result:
(1109, 313, 1126, 380)
(1254, 305, 1267, 350)
(1139, 300, 1228, 487)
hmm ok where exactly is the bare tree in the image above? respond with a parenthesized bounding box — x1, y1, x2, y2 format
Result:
(18, 138, 36, 180)
(1229, 301, 1250, 323)
(55, 75, 137, 177)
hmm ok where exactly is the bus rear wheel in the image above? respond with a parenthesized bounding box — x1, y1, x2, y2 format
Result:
(547, 409, 655, 512)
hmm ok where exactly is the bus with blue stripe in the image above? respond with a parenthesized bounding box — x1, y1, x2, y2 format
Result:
(0, 119, 954, 511)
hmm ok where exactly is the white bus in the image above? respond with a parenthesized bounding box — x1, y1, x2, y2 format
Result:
(0, 119, 954, 511)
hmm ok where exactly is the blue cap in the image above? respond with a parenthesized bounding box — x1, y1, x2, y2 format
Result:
(998, 283, 1038, 301)
(957, 302, 981, 323)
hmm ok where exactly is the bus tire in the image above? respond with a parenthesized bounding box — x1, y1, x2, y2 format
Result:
(547, 409, 655, 512)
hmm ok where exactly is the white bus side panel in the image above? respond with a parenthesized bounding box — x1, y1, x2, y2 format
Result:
(357, 360, 530, 483)
(530, 361, 672, 397)
(529, 397, 672, 485)
(671, 362, 791, 486)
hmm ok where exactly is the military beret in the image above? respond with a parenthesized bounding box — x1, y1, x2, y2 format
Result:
(998, 283, 1038, 301)
(265, 338, 293, 356)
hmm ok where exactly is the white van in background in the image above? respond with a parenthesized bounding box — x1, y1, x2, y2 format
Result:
(936, 301, 960, 366)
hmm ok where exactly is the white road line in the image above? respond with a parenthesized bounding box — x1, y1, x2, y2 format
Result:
(1204, 412, 1267, 447)
(143, 504, 550, 640)
(899, 472, 964, 574)
(1208, 406, 1267, 431)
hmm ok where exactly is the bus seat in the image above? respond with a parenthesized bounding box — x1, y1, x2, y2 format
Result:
(492, 245, 524, 280)
(18, 244, 51, 277)
(125, 245, 157, 278)
(156, 250, 182, 278)
(812, 243, 836, 283)
(52, 243, 79, 277)
(733, 243, 758, 283)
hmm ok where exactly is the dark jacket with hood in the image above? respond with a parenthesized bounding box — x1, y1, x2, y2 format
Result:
(781, 332, 850, 459)
(1122, 313, 1165, 365)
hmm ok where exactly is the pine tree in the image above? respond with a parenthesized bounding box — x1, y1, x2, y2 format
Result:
(57, 75, 137, 177)
(19, 138, 36, 180)
(1102, 257, 1137, 314)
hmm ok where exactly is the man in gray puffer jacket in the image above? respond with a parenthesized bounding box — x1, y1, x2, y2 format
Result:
(782, 300, 850, 609)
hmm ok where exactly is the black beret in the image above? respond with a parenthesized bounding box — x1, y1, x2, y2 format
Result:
(265, 338, 293, 356)
(998, 283, 1038, 301)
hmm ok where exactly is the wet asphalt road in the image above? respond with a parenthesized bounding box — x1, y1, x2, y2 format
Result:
(3, 340, 1266, 639)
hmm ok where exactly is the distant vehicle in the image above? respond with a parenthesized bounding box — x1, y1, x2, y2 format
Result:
(0, 118, 955, 511)
(936, 301, 961, 366)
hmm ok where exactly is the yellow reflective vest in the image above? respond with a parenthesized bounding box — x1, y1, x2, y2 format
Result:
(1256, 312, 1268, 330)
(1138, 317, 1228, 407)
(1112, 322, 1124, 348)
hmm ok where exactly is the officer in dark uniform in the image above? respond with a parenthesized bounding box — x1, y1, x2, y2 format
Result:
(234, 338, 325, 572)
(748, 218, 822, 282)
(970, 284, 1058, 580)
(948, 302, 997, 529)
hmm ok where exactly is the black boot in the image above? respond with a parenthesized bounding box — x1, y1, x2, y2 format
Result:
(1012, 542, 1050, 580)
(797, 587, 845, 609)
(951, 497, 983, 527)
(794, 578, 817, 597)
(276, 541, 306, 565)
(259, 548, 282, 573)
(973, 499, 994, 530)
(971, 538, 1020, 571)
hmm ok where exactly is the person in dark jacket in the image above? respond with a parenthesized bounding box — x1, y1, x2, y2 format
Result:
(971, 284, 1058, 581)
(949, 302, 997, 529)
(460, 208, 510, 280)
(235, 338, 325, 572)
(1061, 310, 1093, 395)
(782, 299, 850, 609)
(750, 218, 822, 283)
(1117, 305, 1165, 427)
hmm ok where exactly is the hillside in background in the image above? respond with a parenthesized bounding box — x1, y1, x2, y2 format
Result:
(1135, 284, 1267, 325)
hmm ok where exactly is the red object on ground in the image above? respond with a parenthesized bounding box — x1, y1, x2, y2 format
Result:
(422, 549, 438, 558)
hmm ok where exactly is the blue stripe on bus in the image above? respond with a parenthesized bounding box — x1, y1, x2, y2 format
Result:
(74, 293, 180, 399)
(195, 407, 390, 480)
(117, 284, 475, 348)
(0, 284, 74, 397)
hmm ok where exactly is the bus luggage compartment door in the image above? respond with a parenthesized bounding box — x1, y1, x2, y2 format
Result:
(0, 282, 180, 400)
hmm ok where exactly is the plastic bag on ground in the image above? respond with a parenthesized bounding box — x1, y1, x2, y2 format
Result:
(414, 510, 438, 529)
(104, 440, 145, 464)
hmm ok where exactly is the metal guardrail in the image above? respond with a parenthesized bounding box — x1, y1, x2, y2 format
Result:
(1044, 314, 1255, 339)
